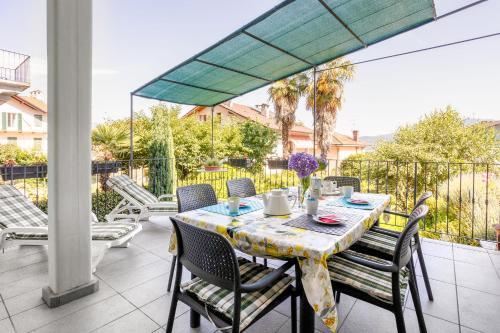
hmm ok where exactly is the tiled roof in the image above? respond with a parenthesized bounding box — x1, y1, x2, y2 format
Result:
(12, 95, 47, 113)
(185, 102, 367, 147)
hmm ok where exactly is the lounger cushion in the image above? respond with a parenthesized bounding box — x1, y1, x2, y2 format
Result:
(0, 186, 47, 228)
(355, 230, 415, 256)
(181, 257, 293, 330)
(7, 222, 139, 241)
(328, 250, 409, 304)
(107, 175, 158, 205)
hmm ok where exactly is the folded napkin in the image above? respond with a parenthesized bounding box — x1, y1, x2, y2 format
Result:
(318, 215, 344, 224)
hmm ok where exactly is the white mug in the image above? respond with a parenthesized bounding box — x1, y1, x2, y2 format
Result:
(342, 186, 354, 199)
(227, 196, 240, 214)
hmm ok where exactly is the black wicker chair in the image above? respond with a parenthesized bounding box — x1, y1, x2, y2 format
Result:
(226, 178, 264, 266)
(167, 184, 218, 292)
(226, 178, 257, 198)
(323, 176, 361, 192)
(329, 205, 429, 333)
(352, 192, 434, 301)
(166, 217, 297, 333)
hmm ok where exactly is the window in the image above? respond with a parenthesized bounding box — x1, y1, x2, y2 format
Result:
(7, 113, 16, 127)
(34, 115, 43, 127)
(198, 115, 207, 122)
(216, 112, 222, 123)
(7, 137, 17, 144)
(33, 138, 42, 151)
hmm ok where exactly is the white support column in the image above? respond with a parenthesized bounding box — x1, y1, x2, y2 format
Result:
(43, 0, 97, 307)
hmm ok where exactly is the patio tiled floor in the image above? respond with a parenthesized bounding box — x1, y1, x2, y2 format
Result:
(1, 218, 500, 333)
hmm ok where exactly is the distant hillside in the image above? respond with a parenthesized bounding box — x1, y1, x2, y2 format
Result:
(360, 133, 393, 146)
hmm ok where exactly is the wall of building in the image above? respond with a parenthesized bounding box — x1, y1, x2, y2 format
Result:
(0, 98, 47, 152)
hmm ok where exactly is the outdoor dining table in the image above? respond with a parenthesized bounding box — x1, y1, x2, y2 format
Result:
(172, 191, 391, 333)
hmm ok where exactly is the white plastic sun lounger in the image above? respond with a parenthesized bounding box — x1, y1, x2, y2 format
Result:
(105, 175, 177, 223)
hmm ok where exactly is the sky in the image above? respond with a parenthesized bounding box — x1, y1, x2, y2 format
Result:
(1, 0, 499, 136)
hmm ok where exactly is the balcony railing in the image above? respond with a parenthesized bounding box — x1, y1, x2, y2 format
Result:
(1, 158, 499, 245)
(0, 49, 30, 84)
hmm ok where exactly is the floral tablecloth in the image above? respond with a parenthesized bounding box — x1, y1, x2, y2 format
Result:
(171, 192, 391, 332)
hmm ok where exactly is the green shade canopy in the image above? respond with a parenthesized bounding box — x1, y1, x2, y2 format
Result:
(133, 0, 436, 106)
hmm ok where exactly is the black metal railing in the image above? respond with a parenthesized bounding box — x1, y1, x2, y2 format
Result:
(1, 158, 498, 245)
(0, 49, 30, 84)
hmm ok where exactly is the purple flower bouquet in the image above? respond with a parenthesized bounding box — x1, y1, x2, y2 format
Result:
(288, 153, 319, 205)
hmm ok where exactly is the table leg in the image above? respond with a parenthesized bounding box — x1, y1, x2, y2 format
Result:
(190, 273, 200, 328)
(295, 261, 315, 333)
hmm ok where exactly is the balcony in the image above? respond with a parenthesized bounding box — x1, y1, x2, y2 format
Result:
(0, 49, 30, 105)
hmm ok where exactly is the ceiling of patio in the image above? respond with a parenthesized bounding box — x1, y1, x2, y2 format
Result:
(133, 0, 436, 106)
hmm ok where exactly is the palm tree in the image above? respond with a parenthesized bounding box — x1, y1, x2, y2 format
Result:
(92, 123, 129, 160)
(268, 73, 308, 158)
(307, 58, 354, 158)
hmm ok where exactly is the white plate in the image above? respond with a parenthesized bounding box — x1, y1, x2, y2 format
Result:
(322, 190, 341, 196)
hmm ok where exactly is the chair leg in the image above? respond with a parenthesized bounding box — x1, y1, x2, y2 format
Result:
(291, 291, 297, 333)
(409, 269, 427, 333)
(167, 256, 176, 292)
(415, 237, 433, 301)
(335, 291, 341, 303)
(252, 256, 257, 263)
(394, 307, 406, 333)
(264, 258, 268, 267)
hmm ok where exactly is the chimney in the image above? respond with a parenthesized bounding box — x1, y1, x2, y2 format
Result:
(352, 130, 359, 142)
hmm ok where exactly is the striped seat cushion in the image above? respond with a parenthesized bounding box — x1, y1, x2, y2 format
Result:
(7, 223, 138, 241)
(356, 230, 415, 256)
(181, 257, 293, 330)
(328, 250, 409, 304)
(0, 185, 48, 228)
(107, 175, 158, 205)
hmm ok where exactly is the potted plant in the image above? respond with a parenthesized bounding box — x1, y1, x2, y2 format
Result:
(228, 157, 252, 169)
(268, 158, 289, 170)
(203, 157, 223, 171)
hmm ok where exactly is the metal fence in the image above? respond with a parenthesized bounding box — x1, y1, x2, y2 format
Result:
(0, 49, 30, 83)
(1, 158, 499, 244)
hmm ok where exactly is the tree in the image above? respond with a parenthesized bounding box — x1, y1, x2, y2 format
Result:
(268, 73, 308, 158)
(240, 121, 278, 171)
(148, 105, 177, 196)
(307, 58, 354, 158)
(91, 122, 129, 160)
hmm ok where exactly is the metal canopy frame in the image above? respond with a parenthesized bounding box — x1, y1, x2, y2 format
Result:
(128, 0, 488, 160)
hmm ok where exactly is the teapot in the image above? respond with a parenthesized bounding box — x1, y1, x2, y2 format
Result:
(262, 189, 295, 215)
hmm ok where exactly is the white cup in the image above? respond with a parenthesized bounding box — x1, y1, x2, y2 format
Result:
(342, 186, 354, 199)
(322, 180, 334, 193)
(227, 196, 240, 214)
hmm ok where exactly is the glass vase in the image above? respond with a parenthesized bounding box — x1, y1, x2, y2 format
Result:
(298, 176, 311, 208)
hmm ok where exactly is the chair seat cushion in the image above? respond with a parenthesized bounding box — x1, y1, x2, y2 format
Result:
(181, 257, 293, 330)
(7, 223, 139, 241)
(328, 250, 409, 304)
(355, 230, 415, 256)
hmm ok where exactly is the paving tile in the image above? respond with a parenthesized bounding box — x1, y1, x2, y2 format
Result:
(460, 326, 483, 333)
(0, 245, 46, 262)
(100, 259, 170, 292)
(453, 247, 493, 267)
(244, 310, 289, 333)
(338, 300, 397, 333)
(406, 277, 458, 323)
(488, 252, 500, 270)
(404, 309, 459, 333)
(421, 240, 453, 259)
(458, 286, 500, 333)
(0, 271, 48, 300)
(0, 250, 48, 274)
(3, 288, 44, 316)
(32, 294, 135, 333)
(140, 293, 190, 326)
(276, 319, 323, 333)
(415, 255, 455, 284)
(121, 273, 170, 308)
(98, 243, 146, 267)
(148, 243, 175, 261)
(0, 261, 47, 286)
(453, 243, 486, 252)
(11, 281, 116, 333)
(96, 251, 161, 280)
(455, 261, 500, 295)
(161, 310, 216, 333)
(0, 299, 8, 320)
(0, 318, 16, 333)
(92, 309, 160, 333)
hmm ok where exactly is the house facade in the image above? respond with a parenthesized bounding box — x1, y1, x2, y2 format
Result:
(0, 94, 48, 152)
(184, 101, 366, 160)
